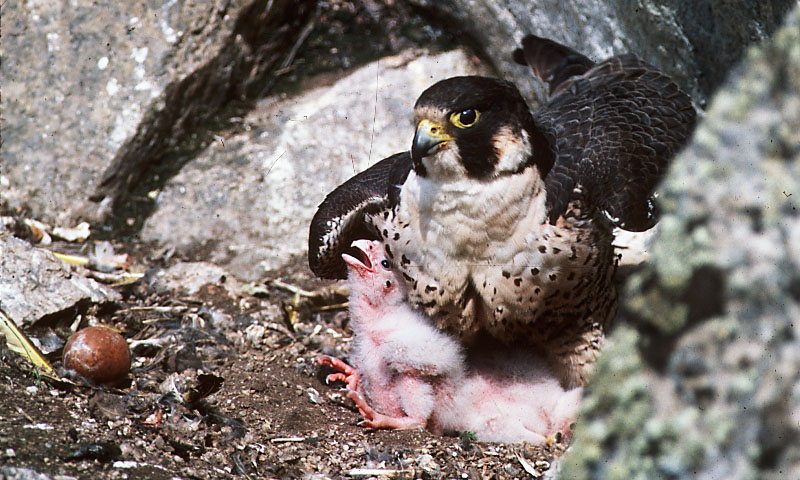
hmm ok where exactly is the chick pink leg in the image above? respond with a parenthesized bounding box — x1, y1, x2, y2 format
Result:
(317, 356, 425, 430)
(317, 355, 360, 391)
(345, 389, 425, 430)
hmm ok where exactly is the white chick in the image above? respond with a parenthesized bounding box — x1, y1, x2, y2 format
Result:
(318, 239, 581, 443)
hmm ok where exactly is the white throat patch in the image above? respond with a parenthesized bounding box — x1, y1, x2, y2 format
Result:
(396, 166, 547, 262)
(422, 143, 467, 180)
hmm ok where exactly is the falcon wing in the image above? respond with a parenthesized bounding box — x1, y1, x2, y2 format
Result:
(512, 34, 595, 95)
(308, 152, 412, 279)
(517, 35, 696, 231)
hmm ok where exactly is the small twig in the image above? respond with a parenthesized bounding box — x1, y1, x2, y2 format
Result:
(16, 407, 35, 423)
(269, 279, 317, 297)
(348, 468, 410, 477)
(314, 302, 348, 311)
(278, 14, 316, 71)
(257, 10, 318, 97)
(117, 305, 191, 314)
(87, 270, 144, 286)
(516, 452, 542, 478)
(261, 322, 294, 337)
(269, 436, 305, 443)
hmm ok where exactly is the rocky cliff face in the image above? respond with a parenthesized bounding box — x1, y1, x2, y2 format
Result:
(560, 4, 800, 479)
(408, 0, 796, 106)
(3, 2, 799, 476)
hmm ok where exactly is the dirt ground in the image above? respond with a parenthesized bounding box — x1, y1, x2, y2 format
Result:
(0, 237, 571, 480)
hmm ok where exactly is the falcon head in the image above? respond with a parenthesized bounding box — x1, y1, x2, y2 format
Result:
(411, 76, 553, 180)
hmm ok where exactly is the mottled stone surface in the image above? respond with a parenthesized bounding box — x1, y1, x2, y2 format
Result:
(560, 5, 800, 479)
(409, 0, 796, 107)
(0, 235, 120, 327)
(1, 0, 314, 224)
(2, 0, 205, 223)
(140, 50, 488, 280)
(149, 262, 239, 297)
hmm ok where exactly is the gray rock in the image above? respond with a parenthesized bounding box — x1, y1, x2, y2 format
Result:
(409, 0, 796, 107)
(1, 466, 77, 480)
(149, 262, 239, 296)
(560, 4, 800, 479)
(1, 0, 314, 224)
(140, 49, 490, 281)
(0, 235, 121, 327)
(2, 0, 197, 224)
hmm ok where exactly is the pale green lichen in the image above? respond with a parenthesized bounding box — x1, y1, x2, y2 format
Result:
(560, 5, 800, 478)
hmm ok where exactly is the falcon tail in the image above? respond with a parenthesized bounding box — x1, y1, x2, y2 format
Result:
(513, 34, 595, 95)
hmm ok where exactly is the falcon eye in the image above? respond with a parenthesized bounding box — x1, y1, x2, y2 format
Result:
(380, 259, 392, 269)
(450, 109, 480, 129)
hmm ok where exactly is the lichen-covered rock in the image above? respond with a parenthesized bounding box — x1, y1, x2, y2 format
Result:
(560, 4, 800, 479)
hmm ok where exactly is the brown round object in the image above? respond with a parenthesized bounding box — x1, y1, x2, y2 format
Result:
(63, 327, 131, 384)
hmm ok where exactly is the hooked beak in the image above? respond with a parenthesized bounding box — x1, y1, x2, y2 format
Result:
(411, 119, 451, 165)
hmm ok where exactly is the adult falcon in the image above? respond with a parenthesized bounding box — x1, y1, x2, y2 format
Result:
(308, 35, 696, 387)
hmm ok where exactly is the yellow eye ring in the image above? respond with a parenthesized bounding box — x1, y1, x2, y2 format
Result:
(449, 109, 480, 129)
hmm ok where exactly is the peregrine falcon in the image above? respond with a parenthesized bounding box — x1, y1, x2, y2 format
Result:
(308, 35, 696, 387)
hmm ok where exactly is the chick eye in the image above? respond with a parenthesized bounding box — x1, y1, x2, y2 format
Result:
(380, 259, 392, 270)
(450, 109, 479, 129)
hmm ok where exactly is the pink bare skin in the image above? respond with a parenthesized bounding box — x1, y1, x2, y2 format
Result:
(318, 239, 464, 430)
(441, 345, 582, 443)
(318, 240, 581, 443)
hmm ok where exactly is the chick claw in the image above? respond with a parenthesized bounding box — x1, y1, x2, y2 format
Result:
(346, 389, 425, 430)
(317, 355, 424, 430)
(317, 355, 360, 392)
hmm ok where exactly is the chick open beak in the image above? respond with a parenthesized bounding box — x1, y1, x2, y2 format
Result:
(341, 239, 377, 273)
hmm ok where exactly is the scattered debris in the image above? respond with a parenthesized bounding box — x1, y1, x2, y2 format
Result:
(89, 241, 130, 272)
(23, 218, 52, 244)
(52, 222, 91, 242)
(516, 452, 542, 478)
(0, 310, 59, 382)
(66, 442, 122, 462)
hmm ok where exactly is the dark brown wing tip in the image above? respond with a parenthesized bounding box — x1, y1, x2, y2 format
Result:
(308, 152, 412, 279)
(515, 34, 595, 95)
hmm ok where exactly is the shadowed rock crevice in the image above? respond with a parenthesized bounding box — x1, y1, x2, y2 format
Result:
(617, 262, 726, 372)
(755, 390, 799, 472)
(656, 0, 798, 96)
(89, 0, 318, 221)
(86, 1, 462, 239)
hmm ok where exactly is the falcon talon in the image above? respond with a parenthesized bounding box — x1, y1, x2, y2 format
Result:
(309, 34, 696, 388)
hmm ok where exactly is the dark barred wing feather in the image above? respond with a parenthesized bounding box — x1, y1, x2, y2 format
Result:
(513, 34, 595, 95)
(308, 152, 412, 278)
(528, 51, 695, 231)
